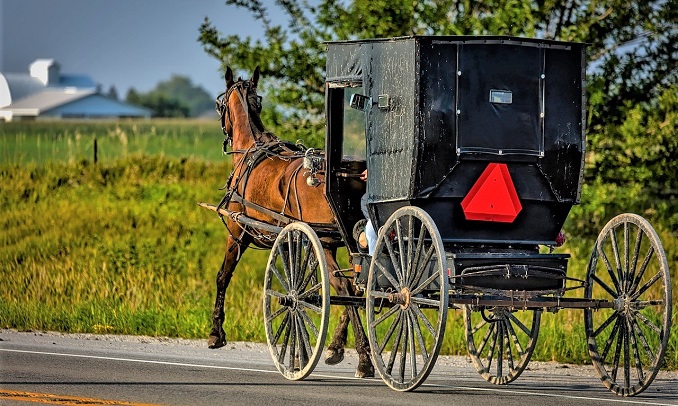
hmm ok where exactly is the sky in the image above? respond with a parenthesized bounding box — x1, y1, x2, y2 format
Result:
(0, 0, 271, 98)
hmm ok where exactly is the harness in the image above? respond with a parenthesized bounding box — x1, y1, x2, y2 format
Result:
(214, 79, 330, 251)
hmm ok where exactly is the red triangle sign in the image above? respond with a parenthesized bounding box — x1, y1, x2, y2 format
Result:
(461, 163, 522, 223)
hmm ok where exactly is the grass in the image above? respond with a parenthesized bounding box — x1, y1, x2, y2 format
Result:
(0, 120, 675, 371)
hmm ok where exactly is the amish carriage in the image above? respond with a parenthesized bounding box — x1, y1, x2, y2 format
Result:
(202, 36, 672, 397)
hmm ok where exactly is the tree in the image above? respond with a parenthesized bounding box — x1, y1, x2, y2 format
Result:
(124, 75, 213, 118)
(125, 87, 190, 118)
(199, 0, 677, 192)
(107, 85, 119, 101)
(154, 75, 215, 117)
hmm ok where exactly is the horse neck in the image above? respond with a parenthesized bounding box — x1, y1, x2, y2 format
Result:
(229, 102, 276, 152)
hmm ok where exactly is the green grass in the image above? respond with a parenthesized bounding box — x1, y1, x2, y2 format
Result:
(0, 120, 675, 371)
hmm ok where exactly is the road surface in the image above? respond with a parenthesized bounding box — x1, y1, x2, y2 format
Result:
(1, 329, 676, 406)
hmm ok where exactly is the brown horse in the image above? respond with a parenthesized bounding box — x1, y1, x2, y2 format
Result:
(207, 66, 374, 378)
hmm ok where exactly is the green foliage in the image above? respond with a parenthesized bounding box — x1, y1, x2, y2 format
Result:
(0, 121, 675, 368)
(125, 75, 214, 118)
(199, 0, 677, 200)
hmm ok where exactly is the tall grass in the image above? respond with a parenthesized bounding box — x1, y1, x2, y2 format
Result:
(0, 120, 675, 369)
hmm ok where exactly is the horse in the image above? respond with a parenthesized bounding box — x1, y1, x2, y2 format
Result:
(207, 66, 374, 378)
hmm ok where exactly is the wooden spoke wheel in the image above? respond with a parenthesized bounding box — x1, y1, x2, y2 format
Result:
(263, 222, 330, 380)
(366, 206, 449, 391)
(464, 306, 540, 385)
(584, 213, 672, 397)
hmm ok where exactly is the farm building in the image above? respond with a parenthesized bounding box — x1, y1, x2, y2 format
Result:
(0, 59, 150, 121)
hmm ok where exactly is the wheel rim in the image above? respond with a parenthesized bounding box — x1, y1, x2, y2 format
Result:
(464, 305, 540, 384)
(584, 213, 672, 396)
(263, 222, 330, 380)
(366, 206, 448, 391)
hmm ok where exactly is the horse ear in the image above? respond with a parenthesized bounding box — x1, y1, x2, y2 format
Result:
(252, 66, 260, 87)
(225, 67, 234, 89)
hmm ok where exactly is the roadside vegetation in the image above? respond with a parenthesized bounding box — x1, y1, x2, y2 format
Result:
(0, 120, 675, 369)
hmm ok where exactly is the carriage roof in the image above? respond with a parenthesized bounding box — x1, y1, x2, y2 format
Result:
(324, 36, 587, 245)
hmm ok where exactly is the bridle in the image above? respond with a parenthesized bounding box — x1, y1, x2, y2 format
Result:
(215, 79, 263, 150)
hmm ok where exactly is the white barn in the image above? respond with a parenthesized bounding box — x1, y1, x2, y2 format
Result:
(0, 59, 150, 121)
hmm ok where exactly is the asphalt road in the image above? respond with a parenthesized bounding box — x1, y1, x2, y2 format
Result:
(0, 329, 676, 406)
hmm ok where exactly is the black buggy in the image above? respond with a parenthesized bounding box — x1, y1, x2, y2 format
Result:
(261, 36, 672, 396)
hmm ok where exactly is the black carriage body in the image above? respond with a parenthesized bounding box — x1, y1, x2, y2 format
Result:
(325, 36, 586, 247)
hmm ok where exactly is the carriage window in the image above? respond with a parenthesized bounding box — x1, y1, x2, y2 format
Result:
(343, 87, 367, 160)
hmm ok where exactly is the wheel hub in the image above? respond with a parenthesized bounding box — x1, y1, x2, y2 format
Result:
(389, 287, 411, 309)
(278, 290, 299, 310)
(612, 294, 632, 315)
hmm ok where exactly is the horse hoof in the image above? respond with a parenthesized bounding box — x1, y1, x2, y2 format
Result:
(356, 355, 374, 378)
(324, 348, 345, 365)
(208, 334, 226, 349)
(355, 366, 375, 378)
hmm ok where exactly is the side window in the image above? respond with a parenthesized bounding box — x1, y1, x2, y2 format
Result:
(342, 87, 366, 160)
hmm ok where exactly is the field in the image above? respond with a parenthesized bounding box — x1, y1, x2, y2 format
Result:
(0, 120, 675, 369)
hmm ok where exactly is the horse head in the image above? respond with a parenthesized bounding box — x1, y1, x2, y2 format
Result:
(216, 66, 268, 151)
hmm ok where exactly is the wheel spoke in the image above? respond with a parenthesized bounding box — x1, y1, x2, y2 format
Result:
(503, 320, 516, 372)
(298, 282, 322, 298)
(630, 247, 654, 294)
(384, 230, 404, 284)
(297, 247, 314, 291)
(268, 263, 290, 293)
(266, 289, 287, 300)
(632, 317, 656, 361)
(504, 317, 525, 356)
(399, 313, 408, 382)
(633, 310, 662, 335)
(496, 321, 504, 378)
(609, 228, 624, 290)
(410, 302, 435, 335)
(386, 312, 405, 375)
(278, 313, 292, 364)
(407, 225, 428, 286)
(592, 311, 619, 338)
(375, 257, 401, 288)
(395, 217, 407, 283)
(592, 273, 619, 298)
(411, 270, 440, 296)
(288, 312, 297, 371)
(598, 241, 621, 292)
(372, 303, 400, 329)
(296, 313, 313, 369)
(266, 306, 288, 323)
(486, 323, 499, 370)
(409, 295, 442, 308)
(275, 243, 292, 286)
(376, 308, 402, 355)
(409, 244, 435, 289)
(287, 232, 297, 290)
(298, 308, 319, 338)
(297, 300, 322, 315)
(507, 312, 531, 336)
(406, 215, 415, 282)
(272, 312, 290, 346)
(611, 321, 624, 381)
(409, 309, 430, 362)
(601, 317, 621, 361)
(631, 272, 662, 301)
(478, 322, 495, 356)
(627, 318, 645, 384)
(407, 310, 417, 379)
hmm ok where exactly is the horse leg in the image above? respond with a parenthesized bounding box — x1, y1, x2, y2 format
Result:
(346, 301, 374, 378)
(208, 234, 247, 349)
(325, 308, 348, 365)
(323, 249, 374, 378)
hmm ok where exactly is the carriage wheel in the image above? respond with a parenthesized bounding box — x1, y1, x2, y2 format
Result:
(464, 306, 540, 384)
(263, 222, 330, 380)
(584, 213, 672, 397)
(366, 206, 449, 391)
